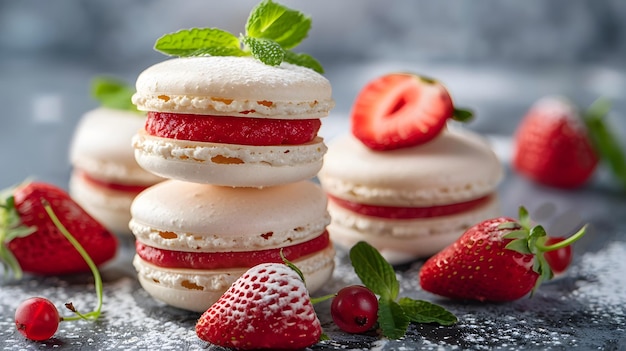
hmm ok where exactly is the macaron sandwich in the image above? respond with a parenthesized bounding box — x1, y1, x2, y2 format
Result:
(128, 0, 336, 312)
(318, 73, 503, 264)
(131, 56, 333, 188)
(69, 78, 163, 234)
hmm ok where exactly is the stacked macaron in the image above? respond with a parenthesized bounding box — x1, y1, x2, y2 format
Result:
(69, 80, 163, 235)
(128, 54, 336, 310)
(318, 73, 503, 264)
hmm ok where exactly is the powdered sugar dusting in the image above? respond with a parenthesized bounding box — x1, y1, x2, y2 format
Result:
(2, 235, 625, 350)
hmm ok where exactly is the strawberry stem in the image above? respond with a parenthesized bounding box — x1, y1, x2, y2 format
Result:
(536, 225, 588, 252)
(41, 199, 103, 322)
(310, 293, 336, 305)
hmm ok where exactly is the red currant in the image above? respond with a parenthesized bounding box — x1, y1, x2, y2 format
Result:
(15, 297, 60, 341)
(544, 237, 573, 275)
(331, 285, 378, 334)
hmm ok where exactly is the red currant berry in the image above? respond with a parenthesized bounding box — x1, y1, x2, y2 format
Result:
(544, 237, 573, 275)
(331, 285, 378, 334)
(15, 297, 60, 341)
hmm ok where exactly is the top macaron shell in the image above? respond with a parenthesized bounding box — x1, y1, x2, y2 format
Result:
(132, 56, 335, 119)
(130, 179, 331, 253)
(69, 107, 163, 185)
(318, 128, 504, 207)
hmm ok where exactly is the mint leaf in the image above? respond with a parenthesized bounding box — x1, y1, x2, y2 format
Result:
(284, 51, 324, 73)
(377, 298, 410, 339)
(154, 28, 244, 57)
(583, 97, 626, 189)
(398, 297, 457, 326)
(246, 0, 311, 49)
(349, 241, 399, 300)
(242, 36, 285, 66)
(91, 77, 138, 112)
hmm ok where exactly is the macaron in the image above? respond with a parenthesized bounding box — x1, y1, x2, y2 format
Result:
(318, 128, 503, 264)
(130, 179, 335, 312)
(69, 107, 163, 234)
(131, 56, 335, 187)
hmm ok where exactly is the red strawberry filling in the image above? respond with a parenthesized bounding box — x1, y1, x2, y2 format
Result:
(79, 171, 150, 194)
(328, 194, 492, 219)
(145, 112, 321, 146)
(136, 231, 330, 269)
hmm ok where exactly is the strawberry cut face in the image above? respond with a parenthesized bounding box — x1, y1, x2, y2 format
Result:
(351, 73, 454, 151)
(146, 112, 321, 146)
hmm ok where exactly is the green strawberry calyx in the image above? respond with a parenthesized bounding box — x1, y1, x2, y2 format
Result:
(153, 0, 325, 73)
(500, 206, 587, 293)
(0, 184, 36, 280)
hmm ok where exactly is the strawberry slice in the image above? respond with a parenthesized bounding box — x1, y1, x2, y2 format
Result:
(351, 73, 470, 151)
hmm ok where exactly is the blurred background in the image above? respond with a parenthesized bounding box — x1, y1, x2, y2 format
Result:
(1, 0, 625, 187)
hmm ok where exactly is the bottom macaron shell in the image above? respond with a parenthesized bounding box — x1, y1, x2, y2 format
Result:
(327, 194, 501, 264)
(69, 172, 140, 234)
(132, 244, 336, 312)
(132, 130, 327, 187)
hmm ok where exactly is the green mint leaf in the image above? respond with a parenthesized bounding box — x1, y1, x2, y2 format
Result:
(398, 297, 457, 326)
(284, 50, 324, 73)
(583, 98, 626, 189)
(91, 77, 138, 112)
(452, 108, 474, 122)
(349, 241, 399, 300)
(242, 36, 284, 66)
(154, 28, 244, 57)
(377, 298, 410, 339)
(246, 0, 311, 50)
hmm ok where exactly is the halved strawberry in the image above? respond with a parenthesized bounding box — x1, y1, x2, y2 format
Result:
(350, 73, 471, 151)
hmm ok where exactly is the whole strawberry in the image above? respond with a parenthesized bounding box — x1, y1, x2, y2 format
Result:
(196, 262, 322, 350)
(351, 73, 472, 151)
(1, 182, 117, 278)
(513, 96, 626, 189)
(419, 207, 586, 302)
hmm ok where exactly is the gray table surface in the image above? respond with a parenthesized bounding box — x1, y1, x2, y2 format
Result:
(1, 61, 625, 350)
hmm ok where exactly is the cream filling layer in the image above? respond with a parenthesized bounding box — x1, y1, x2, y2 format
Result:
(132, 94, 334, 119)
(132, 130, 327, 166)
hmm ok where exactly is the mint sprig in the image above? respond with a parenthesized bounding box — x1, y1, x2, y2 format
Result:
(153, 0, 324, 73)
(582, 97, 626, 189)
(349, 241, 458, 339)
(91, 77, 139, 112)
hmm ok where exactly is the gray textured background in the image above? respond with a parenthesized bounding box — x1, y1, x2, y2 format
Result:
(1, 0, 625, 188)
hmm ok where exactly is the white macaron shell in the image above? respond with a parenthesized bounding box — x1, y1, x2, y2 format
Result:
(69, 171, 135, 234)
(70, 107, 163, 185)
(132, 130, 327, 187)
(319, 128, 503, 207)
(327, 195, 501, 264)
(130, 180, 330, 252)
(132, 56, 334, 118)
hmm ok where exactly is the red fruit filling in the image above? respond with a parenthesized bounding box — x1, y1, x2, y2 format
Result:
(328, 194, 492, 219)
(136, 231, 330, 269)
(145, 112, 321, 146)
(79, 171, 150, 194)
